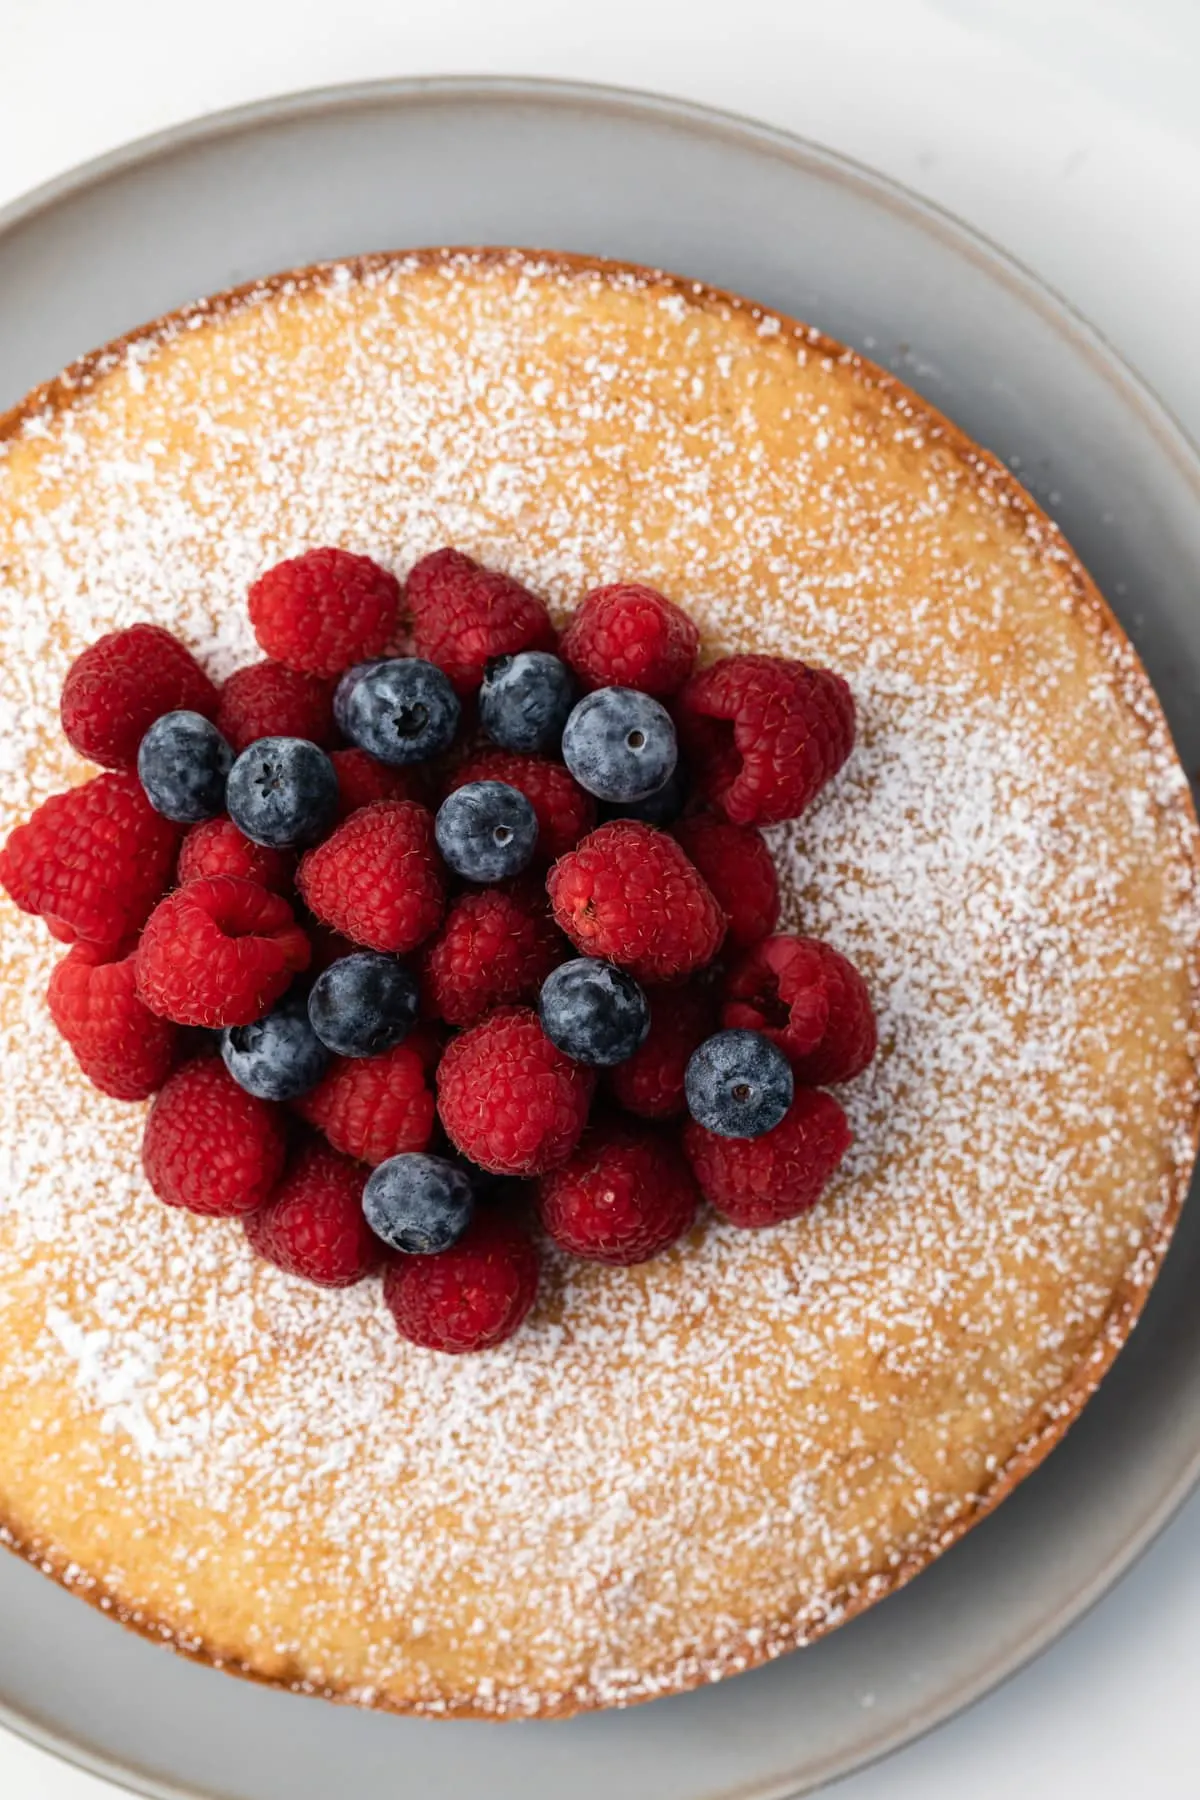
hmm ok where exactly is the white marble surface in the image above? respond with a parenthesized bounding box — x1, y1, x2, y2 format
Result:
(2, 0, 1199, 1792)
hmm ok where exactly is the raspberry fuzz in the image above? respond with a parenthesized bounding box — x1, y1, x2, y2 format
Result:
(674, 653, 855, 826)
(421, 882, 563, 1026)
(406, 547, 556, 694)
(60, 623, 218, 770)
(723, 935, 877, 1084)
(684, 1087, 851, 1228)
(249, 547, 401, 678)
(245, 1142, 382, 1287)
(295, 1043, 435, 1165)
(384, 1211, 539, 1352)
(135, 876, 310, 1028)
(561, 582, 699, 697)
(538, 1121, 699, 1265)
(546, 821, 725, 982)
(142, 1057, 287, 1216)
(47, 940, 178, 1100)
(330, 748, 425, 820)
(297, 800, 445, 955)
(437, 1005, 595, 1175)
(216, 659, 337, 753)
(177, 818, 295, 893)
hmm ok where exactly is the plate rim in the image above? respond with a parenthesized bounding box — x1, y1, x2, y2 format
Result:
(2, 70, 1200, 1800)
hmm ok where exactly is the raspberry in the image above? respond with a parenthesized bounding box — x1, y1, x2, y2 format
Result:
(135, 877, 310, 1028)
(248, 547, 401, 678)
(142, 1056, 287, 1216)
(723, 935, 877, 1084)
(330, 748, 425, 820)
(383, 1211, 539, 1352)
(216, 659, 337, 753)
(444, 750, 595, 861)
(421, 881, 563, 1026)
(684, 1087, 851, 1228)
(177, 818, 294, 893)
(437, 1006, 595, 1175)
(47, 940, 178, 1100)
(0, 772, 179, 947)
(60, 624, 218, 770)
(561, 583, 699, 697)
(538, 1121, 699, 1264)
(297, 801, 444, 954)
(295, 1043, 435, 1165)
(671, 814, 780, 948)
(546, 821, 725, 982)
(608, 980, 714, 1119)
(674, 654, 855, 825)
(244, 1141, 382, 1287)
(406, 548, 556, 694)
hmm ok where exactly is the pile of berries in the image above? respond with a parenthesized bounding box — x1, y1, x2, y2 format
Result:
(1, 547, 876, 1354)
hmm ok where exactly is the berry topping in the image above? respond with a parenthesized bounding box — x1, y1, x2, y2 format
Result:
(436, 1005, 595, 1176)
(295, 1042, 435, 1165)
(330, 747, 425, 819)
(684, 1087, 852, 1228)
(216, 660, 337, 754)
(383, 1211, 539, 1352)
(671, 813, 780, 949)
(547, 821, 726, 982)
(0, 771, 179, 948)
(363, 1153, 474, 1255)
(248, 547, 400, 678)
(220, 991, 331, 1101)
(244, 1142, 381, 1287)
(434, 780, 539, 882)
(406, 548, 556, 695)
(723, 935, 877, 1084)
(561, 583, 699, 697)
(177, 818, 295, 893)
(538, 957, 650, 1067)
(136, 710, 233, 824)
(225, 736, 339, 848)
(340, 658, 460, 765)
(538, 1121, 699, 1265)
(608, 981, 715, 1120)
(684, 1029, 795, 1138)
(135, 876, 310, 1028)
(297, 800, 445, 955)
(674, 653, 855, 826)
(561, 687, 678, 803)
(61, 624, 219, 772)
(421, 882, 563, 1027)
(307, 951, 419, 1058)
(143, 1056, 287, 1217)
(47, 940, 178, 1101)
(479, 651, 576, 753)
(443, 749, 595, 861)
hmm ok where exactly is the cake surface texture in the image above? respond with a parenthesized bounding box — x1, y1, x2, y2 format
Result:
(0, 248, 1197, 1717)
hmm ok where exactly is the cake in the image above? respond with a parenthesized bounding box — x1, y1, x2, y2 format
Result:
(0, 248, 1196, 1718)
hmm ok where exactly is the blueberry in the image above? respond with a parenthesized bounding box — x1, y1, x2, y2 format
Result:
(225, 736, 338, 848)
(342, 658, 460, 765)
(220, 991, 330, 1100)
(137, 711, 232, 823)
(435, 781, 538, 882)
(479, 652, 576, 754)
(602, 764, 688, 825)
(307, 952, 419, 1059)
(363, 1153, 474, 1255)
(561, 687, 677, 803)
(333, 659, 387, 737)
(538, 957, 650, 1066)
(684, 1030, 794, 1139)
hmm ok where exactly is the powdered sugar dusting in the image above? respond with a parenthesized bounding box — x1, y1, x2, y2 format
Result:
(0, 251, 1196, 1716)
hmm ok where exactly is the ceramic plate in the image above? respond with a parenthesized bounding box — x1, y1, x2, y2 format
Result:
(2, 75, 1199, 1800)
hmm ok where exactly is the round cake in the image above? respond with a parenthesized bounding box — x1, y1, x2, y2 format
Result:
(0, 249, 1196, 1718)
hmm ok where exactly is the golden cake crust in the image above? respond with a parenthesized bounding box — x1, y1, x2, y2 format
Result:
(0, 248, 1197, 1719)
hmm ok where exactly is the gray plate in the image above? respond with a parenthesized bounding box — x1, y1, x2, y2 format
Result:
(2, 75, 1200, 1800)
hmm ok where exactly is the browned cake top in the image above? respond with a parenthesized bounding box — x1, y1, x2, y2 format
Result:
(0, 250, 1196, 1718)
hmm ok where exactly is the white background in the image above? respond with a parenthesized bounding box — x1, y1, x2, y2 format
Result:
(2, 0, 1200, 1793)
